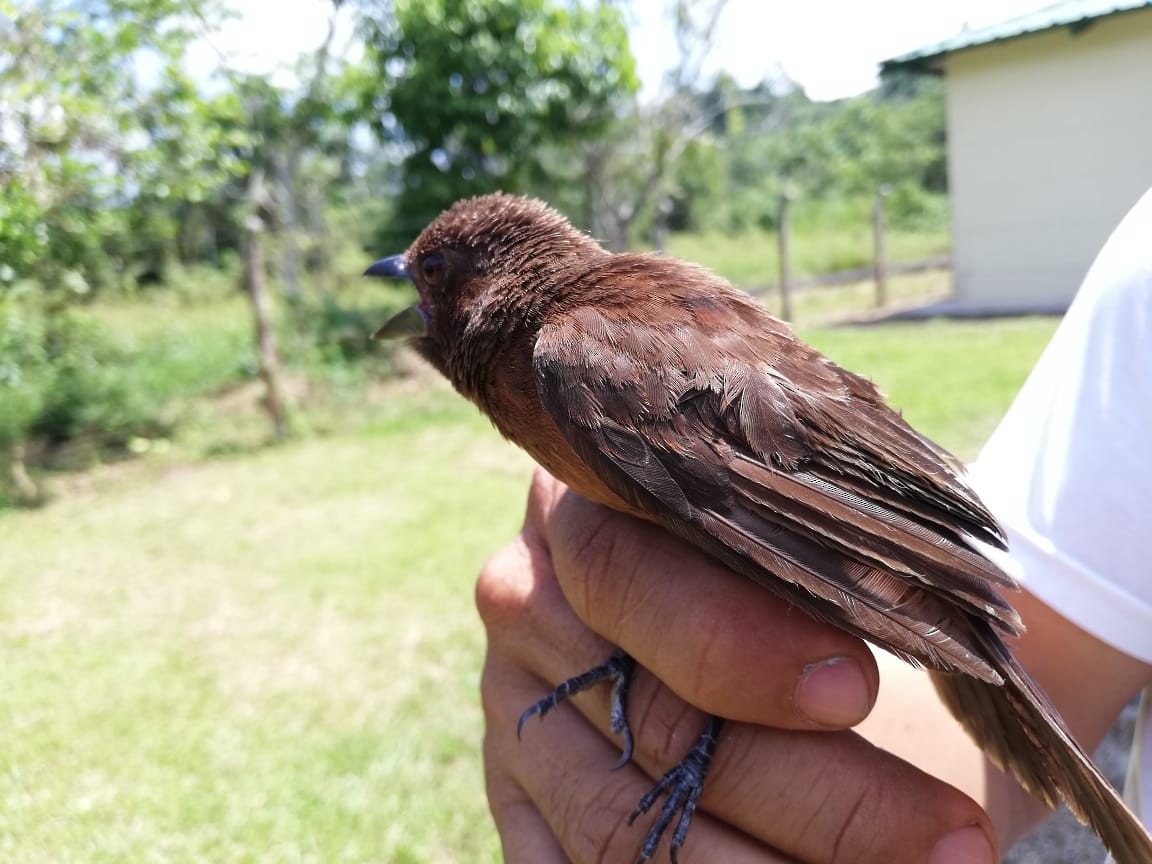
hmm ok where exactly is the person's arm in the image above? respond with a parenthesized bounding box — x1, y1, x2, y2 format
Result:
(860, 582, 1152, 850)
(479, 469, 1152, 863)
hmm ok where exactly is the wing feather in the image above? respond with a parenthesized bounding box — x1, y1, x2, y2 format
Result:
(532, 277, 1020, 681)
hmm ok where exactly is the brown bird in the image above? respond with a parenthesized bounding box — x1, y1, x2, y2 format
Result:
(366, 193, 1152, 863)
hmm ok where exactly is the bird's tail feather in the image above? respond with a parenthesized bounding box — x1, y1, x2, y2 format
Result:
(931, 648, 1152, 864)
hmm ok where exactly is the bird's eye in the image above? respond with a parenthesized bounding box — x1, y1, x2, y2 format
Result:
(421, 253, 445, 285)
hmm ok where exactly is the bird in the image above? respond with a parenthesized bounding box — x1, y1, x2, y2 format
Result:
(365, 192, 1152, 863)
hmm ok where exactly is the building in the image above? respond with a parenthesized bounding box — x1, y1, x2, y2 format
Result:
(882, 0, 1152, 312)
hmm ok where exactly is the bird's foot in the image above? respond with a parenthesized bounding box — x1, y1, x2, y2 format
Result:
(518, 647, 638, 767)
(628, 715, 724, 864)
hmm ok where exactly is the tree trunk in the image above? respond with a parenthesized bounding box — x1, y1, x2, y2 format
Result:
(8, 441, 41, 506)
(243, 170, 291, 440)
(304, 178, 331, 295)
(607, 208, 632, 253)
(777, 192, 794, 322)
(650, 196, 672, 253)
(583, 149, 604, 239)
(873, 187, 890, 308)
(274, 148, 301, 305)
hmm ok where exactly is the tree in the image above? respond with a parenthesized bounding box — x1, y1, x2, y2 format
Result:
(650, 70, 949, 237)
(0, 0, 227, 498)
(582, 0, 735, 250)
(357, 0, 637, 245)
(0, 0, 226, 293)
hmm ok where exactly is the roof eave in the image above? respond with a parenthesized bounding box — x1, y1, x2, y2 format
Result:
(879, 55, 947, 76)
(879, 1, 1152, 76)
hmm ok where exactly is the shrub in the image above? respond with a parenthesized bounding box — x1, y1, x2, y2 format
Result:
(32, 311, 173, 448)
(0, 294, 50, 453)
(0, 287, 255, 494)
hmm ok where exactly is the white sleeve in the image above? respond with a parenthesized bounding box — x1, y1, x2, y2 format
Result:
(968, 187, 1152, 665)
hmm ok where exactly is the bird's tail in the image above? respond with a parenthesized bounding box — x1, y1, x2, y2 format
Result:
(931, 649, 1152, 864)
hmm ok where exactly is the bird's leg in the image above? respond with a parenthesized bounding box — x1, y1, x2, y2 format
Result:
(517, 647, 638, 768)
(629, 714, 724, 864)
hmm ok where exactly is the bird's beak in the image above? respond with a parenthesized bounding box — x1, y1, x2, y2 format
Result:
(363, 254, 409, 279)
(364, 254, 428, 340)
(372, 305, 427, 340)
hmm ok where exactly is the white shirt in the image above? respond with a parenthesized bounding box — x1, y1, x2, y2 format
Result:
(969, 187, 1152, 830)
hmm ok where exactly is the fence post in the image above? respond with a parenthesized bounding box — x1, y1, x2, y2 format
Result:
(778, 191, 793, 322)
(873, 185, 891, 308)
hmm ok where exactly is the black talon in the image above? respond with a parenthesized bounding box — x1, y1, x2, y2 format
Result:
(516, 654, 724, 861)
(608, 650, 636, 768)
(516, 648, 637, 768)
(628, 715, 724, 864)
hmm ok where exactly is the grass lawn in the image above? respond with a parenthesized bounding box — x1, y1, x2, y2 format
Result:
(667, 227, 950, 290)
(803, 318, 1058, 461)
(0, 316, 1058, 862)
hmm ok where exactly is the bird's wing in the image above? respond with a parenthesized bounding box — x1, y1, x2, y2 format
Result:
(532, 281, 1020, 683)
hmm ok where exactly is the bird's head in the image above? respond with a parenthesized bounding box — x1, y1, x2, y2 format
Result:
(365, 193, 602, 382)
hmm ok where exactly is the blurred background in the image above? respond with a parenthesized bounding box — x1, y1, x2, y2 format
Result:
(1, 0, 1148, 860)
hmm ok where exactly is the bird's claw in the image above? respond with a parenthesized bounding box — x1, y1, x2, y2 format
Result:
(517, 648, 637, 767)
(517, 655, 726, 862)
(628, 715, 724, 864)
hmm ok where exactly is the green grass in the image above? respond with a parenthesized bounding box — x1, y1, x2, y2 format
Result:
(0, 381, 529, 862)
(757, 269, 951, 325)
(0, 315, 1059, 861)
(666, 227, 949, 290)
(802, 317, 1057, 460)
(88, 293, 256, 406)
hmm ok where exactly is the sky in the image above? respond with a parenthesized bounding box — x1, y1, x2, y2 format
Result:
(191, 0, 1057, 101)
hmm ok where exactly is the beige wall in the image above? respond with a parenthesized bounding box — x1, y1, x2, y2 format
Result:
(944, 10, 1152, 309)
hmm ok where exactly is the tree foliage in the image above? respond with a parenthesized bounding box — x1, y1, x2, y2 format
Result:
(0, 0, 229, 292)
(0, 0, 954, 503)
(663, 75, 948, 235)
(358, 0, 637, 244)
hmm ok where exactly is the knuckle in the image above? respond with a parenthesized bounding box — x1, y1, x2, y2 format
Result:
(475, 539, 536, 631)
(703, 721, 752, 787)
(478, 654, 509, 726)
(827, 783, 882, 864)
(562, 506, 632, 620)
(481, 730, 519, 810)
(567, 779, 646, 864)
(791, 753, 898, 864)
(629, 682, 702, 769)
(678, 610, 736, 710)
(564, 505, 624, 584)
(560, 505, 658, 642)
(525, 466, 564, 525)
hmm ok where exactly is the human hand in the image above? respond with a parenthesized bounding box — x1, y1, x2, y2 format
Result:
(477, 468, 997, 863)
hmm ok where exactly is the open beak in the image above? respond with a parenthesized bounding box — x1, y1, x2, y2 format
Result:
(364, 254, 428, 340)
(372, 305, 427, 340)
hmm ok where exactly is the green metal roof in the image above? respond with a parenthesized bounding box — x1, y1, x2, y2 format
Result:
(882, 0, 1152, 72)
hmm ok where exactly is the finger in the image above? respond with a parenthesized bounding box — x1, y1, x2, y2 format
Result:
(500, 650, 995, 864)
(525, 469, 879, 729)
(484, 756, 568, 864)
(483, 649, 794, 864)
(634, 710, 998, 864)
(477, 516, 996, 864)
(476, 529, 617, 697)
(526, 645, 998, 864)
